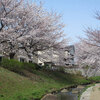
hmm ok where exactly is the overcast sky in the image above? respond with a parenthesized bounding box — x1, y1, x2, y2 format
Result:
(33, 0, 100, 44)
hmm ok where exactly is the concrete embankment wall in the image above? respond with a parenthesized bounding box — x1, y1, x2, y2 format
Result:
(64, 67, 100, 77)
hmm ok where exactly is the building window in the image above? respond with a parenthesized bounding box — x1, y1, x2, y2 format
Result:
(29, 60, 32, 63)
(20, 58, 25, 62)
(0, 56, 2, 62)
(65, 63, 69, 66)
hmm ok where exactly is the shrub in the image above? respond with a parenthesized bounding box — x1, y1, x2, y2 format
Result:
(88, 76, 100, 83)
(76, 71, 82, 76)
(42, 64, 47, 70)
(33, 63, 42, 70)
(23, 62, 40, 72)
(0, 58, 23, 73)
(0, 58, 41, 73)
(59, 66, 65, 72)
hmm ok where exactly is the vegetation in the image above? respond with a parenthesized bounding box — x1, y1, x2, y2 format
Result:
(75, 12, 100, 77)
(0, 0, 67, 65)
(0, 58, 40, 73)
(0, 59, 100, 100)
(0, 59, 89, 100)
(88, 76, 100, 83)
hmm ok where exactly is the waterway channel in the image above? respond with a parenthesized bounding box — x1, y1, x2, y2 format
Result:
(42, 85, 86, 100)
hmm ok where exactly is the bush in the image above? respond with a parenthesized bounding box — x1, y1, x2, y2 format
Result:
(59, 66, 65, 72)
(76, 71, 82, 76)
(42, 64, 47, 70)
(33, 63, 42, 70)
(23, 62, 41, 72)
(0, 58, 40, 73)
(0, 58, 23, 73)
(88, 76, 100, 83)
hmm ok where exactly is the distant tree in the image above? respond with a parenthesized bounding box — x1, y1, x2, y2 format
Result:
(75, 12, 100, 77)
(0, 0, 68, 62)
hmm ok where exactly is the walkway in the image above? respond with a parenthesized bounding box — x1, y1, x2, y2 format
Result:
(80, 84, 100, 100)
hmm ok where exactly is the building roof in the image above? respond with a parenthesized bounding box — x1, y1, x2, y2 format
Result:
(65, 45, 75, 52)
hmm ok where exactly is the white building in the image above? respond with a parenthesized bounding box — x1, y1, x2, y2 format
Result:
(34, 45, 75, 66)
(0, 45, 75, 66)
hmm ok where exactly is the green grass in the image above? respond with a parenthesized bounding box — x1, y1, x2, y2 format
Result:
(0, 67, 90, 100)
(0, 59, 99, 100)
(88, 76, 100, 83)
(0, 58, 40, 73)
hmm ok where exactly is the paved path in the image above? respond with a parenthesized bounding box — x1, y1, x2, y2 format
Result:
(80, 84, 100, 100)
(89, 84, 100, 100)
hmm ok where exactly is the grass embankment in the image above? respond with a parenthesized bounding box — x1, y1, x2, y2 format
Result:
(0, 59, 100, 100)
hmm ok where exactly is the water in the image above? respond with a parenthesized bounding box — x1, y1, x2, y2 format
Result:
(57, 92, 78, 100)
(56, 86, 85, 100)
(42, 85, 85, 100)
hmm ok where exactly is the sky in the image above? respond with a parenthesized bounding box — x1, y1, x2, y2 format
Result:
(33, 0, 100, 44)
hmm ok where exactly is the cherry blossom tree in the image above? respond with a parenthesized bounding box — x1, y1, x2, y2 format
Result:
(0, 0, 68, 63)
(75, 12, 100, 77)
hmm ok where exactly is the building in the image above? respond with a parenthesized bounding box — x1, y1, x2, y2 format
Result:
(64, 45, 75, 65)
(0, 45, 75, 66)
(34, 45, 75, 66)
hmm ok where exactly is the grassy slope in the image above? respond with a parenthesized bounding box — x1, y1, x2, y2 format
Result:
(0, 67, 90, 100)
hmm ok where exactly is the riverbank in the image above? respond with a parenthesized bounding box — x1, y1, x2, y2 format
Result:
(0, 59, 100, 100)
(0, 67, 90, 100)
(80, 84, 100, 100)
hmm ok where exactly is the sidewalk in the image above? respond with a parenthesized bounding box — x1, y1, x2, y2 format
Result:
(80, 84, 100, 100)
(89, 84, 100, 100)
